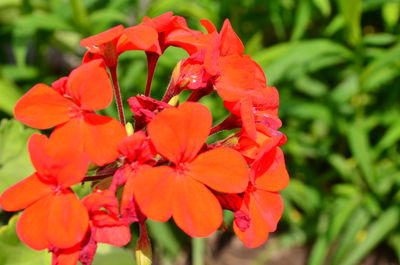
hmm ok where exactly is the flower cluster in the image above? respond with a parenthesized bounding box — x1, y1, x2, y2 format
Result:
(0, 12, 289, 265)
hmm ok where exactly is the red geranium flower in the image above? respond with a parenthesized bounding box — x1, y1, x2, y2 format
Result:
(0, 134, 89, 250)
(80, 24, 160, 68)
(233, 147, 289, 248)
(132, 102, 249, 237)
(14, 59, 126, 165)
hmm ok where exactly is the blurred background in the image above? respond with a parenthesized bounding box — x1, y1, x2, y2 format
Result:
(0, 0, 400, 264)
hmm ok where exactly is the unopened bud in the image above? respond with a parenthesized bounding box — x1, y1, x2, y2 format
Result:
(168, 95, 179, 107)
(125, 122, 134, 136)
(135, 223, 152, 265)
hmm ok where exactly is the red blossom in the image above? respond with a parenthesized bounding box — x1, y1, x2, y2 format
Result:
(14, 60, 126, 166)
(233, 147, 289, 248)
(132, 102, 249, 237)
(0, 134, 89, 250)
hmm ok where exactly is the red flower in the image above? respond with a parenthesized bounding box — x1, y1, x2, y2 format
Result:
(233, 147, 289, 248)
(127, 95, 172, 131)
(83, 190, 131, 247)
(80, 24, 160, 68)
(141, 11, 196, 54)
(168, 18, 243, 76)
(215, 55, 279, 138)
(236, 124, 287, 163)
(132, 102, 249, 237)
(0, 134, 89, 250)
(14, 59, 126, 165)
(115, 132, 155, 223)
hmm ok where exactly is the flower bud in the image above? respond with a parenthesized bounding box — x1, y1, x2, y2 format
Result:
(135, 223, 152, 265)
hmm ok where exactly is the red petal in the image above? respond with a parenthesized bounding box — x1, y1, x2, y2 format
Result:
(132, 166, 175, 222)
(14, 84, 75, 129)
(142, 12, 174, 32)
(28, 133, 52, 179)
(172, 177, 222, 237)
(251, 190, 284, 232)
(189, 147, 249, 193)
(219, 19, 244, 56)
(82, 113, 126, 165)
(52, 248, 80, 265)
(199, 19, 216, 33)
(46, 190, 89, 249)
(66, 60, 112, 111)
(254, 148, 289, 191)
(0, 173, 52, 211)
(82, 50, 103, 64)
(240, 97, 256, 140)
(120, 165, 147, 224)
(16, 195, 51, 250)
(80, 25, 124, 47)
(215, 55, 267, 102)
(148, 102, 211, 163)
(118, 25, 161, 54)
(92, 213, 131, 246)
(29, 133, 88, 188)
(83, 190, 118, 215)
(233, 193, 269, 248)
(50, 114, 126, 166)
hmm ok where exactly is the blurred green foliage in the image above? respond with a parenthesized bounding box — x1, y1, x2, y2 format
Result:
(1, 0, 400, 264)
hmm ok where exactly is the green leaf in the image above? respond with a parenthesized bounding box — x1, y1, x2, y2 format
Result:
(285, 101, 332, 124)
(330, 74, 359, 103)
(338, 0, 362, 45)
(331, 207, 371, 265)
(291, 0, 311, 41)
(389, 233, 400, 261)
(254, 39, 351, 84)
(328, 196, 362, 242)
(0, 79, 21, 115)
(323, 15, 345, 36)
(13, 13, 73, 34)
(375, 119, 400, 154)
(382, 2, 400, 29)
(363, 33, 396, 46)
(0, 119, 37, 194)
(312, 0, 331, 16)
(0, 215, 51, 265)
(294, 75, 328, 97)
(340, 207, 400, 265)
(347, 120, 376, 193)
(308, 235, 329, 265)
(282, 179, 321, 214)
(308, 213, 330, 265)
(245, 32, 263, 56)
(89, 9, 128, 32)
(361, 43, 400, 91)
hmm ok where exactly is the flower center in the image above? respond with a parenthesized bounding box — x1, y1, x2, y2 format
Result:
(68, 106, 86, 119)
(176, 162, 190, 176)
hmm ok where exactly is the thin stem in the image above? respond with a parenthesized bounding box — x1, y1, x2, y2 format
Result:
(187, 83, 214, 102)
(210, 114, 240, 135)
(109, 66, 126, 125)
(192, 237, 205, 265)
(82, 174, 113, 182)
(145, 52, 159, 97)
(161, 85, 179, 103)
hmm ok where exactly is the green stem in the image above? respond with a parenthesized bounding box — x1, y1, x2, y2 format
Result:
(192, 237, 205, 265)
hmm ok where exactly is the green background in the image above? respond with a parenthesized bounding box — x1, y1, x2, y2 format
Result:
(0, 0, 400, 264)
